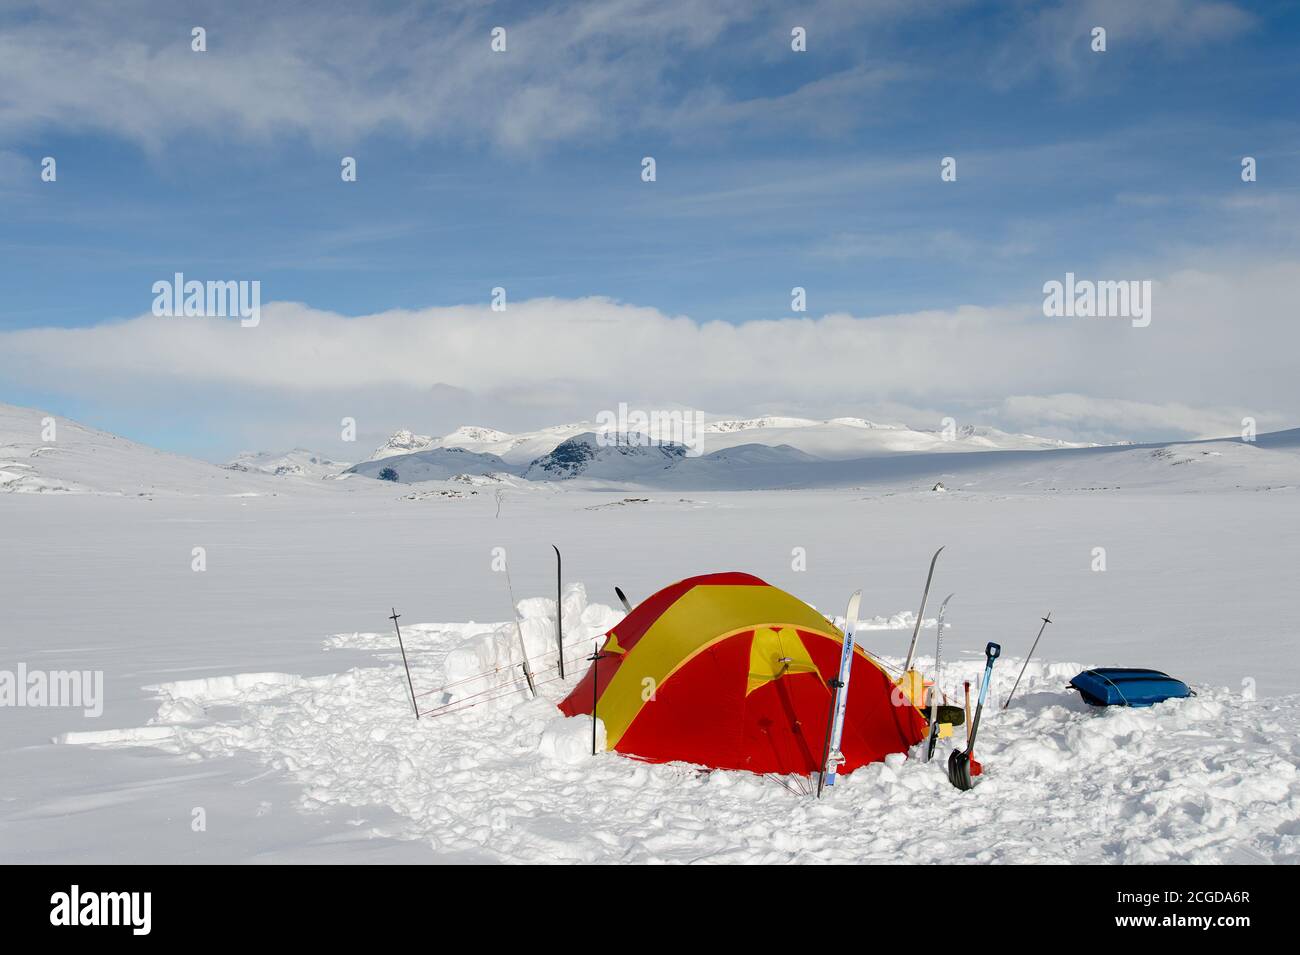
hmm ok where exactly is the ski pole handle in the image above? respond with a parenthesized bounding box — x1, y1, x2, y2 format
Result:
(985, 642, 1001, 661)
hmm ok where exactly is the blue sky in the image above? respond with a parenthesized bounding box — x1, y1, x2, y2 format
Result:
(2, 1, 1299, 458)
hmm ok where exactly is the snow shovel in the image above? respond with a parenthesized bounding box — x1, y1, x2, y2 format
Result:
(947, 642, 1000, 791)
(963, 681, 972, 746)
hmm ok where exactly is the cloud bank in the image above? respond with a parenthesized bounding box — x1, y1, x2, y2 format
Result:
(2, 261, 1294, 456)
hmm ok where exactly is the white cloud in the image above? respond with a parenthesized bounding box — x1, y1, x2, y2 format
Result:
(992, 394, 1254, 443)
(2, 261, 1296, 451)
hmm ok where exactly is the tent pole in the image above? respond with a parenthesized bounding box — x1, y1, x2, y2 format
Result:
(553, 545, 564, 679)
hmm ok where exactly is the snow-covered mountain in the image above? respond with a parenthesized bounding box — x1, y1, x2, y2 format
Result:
(7, 401, 1299, 497)
(225, 448, 352, 479)
(524, 433, 688, 481)
(367, 416, 1092, 469)
(349, 446, 520, 483)
(698, 418, 1090, 460)
(521, 433, 824, 485)
(368, 424, 590, 464)
(362, 425, 1300, 492)
(703, 415, 823, 433)
(367, 429, 438, 460)
(0, 402, 278, 496)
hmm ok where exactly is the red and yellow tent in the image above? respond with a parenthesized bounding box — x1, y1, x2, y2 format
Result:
(559, 572, 927, 775)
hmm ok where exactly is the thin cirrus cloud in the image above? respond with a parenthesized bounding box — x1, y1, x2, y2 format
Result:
(0, 0, 1255, 153)
(0, 1, 908, 153)
(0, 261, 1293, 448)
(990, 0, 1256, 87)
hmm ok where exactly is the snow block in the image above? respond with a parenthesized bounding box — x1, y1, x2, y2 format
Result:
(1069, 668, 1191, 707)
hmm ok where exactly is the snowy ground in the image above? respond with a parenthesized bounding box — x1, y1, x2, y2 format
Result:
(3, 402, 1299, 863)
(3, 477, 1298, 863)
(52, 595, 1300, 864)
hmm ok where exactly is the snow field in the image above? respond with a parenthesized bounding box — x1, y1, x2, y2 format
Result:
(59, 590, 1300, 864)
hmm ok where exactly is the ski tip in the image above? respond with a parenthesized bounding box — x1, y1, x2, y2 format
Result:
(845, 589, 862, 618)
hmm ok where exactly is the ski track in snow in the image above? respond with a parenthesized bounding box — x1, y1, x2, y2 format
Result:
(56, 586, 1300, 864)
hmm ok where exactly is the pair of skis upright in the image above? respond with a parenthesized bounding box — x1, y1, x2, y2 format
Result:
(815, 547, 948, 794)
(901, 547, 953, 762)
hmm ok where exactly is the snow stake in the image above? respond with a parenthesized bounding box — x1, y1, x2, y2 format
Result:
(947, 642, 1000, 791)
(587, 645, 608, 756)
(903, 547, 944, 673)
(1002, 612, 1052, 709)
(552, 544, 565, 679)
(388, 608, 419, 720)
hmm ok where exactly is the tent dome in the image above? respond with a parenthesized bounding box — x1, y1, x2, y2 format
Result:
(559, 572, 927, 775)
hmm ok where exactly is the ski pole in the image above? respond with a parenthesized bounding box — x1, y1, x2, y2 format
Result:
(389, 608, 419, 720)
(1002, 612, 1052, 709)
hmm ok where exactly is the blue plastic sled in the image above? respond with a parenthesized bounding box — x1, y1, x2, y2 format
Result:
(1069, 668, 1192, 707)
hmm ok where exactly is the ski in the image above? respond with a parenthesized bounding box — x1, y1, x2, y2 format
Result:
(817, 590, 862, 797)
(614, 586, 632, 613)
(925, 593, 954, 762)
(902, 546, 944, 674)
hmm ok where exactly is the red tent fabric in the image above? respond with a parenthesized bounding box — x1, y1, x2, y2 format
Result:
(560, 572, 927, 775)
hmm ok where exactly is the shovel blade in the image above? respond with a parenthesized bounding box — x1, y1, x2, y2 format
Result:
(947, 749, 974, 791)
